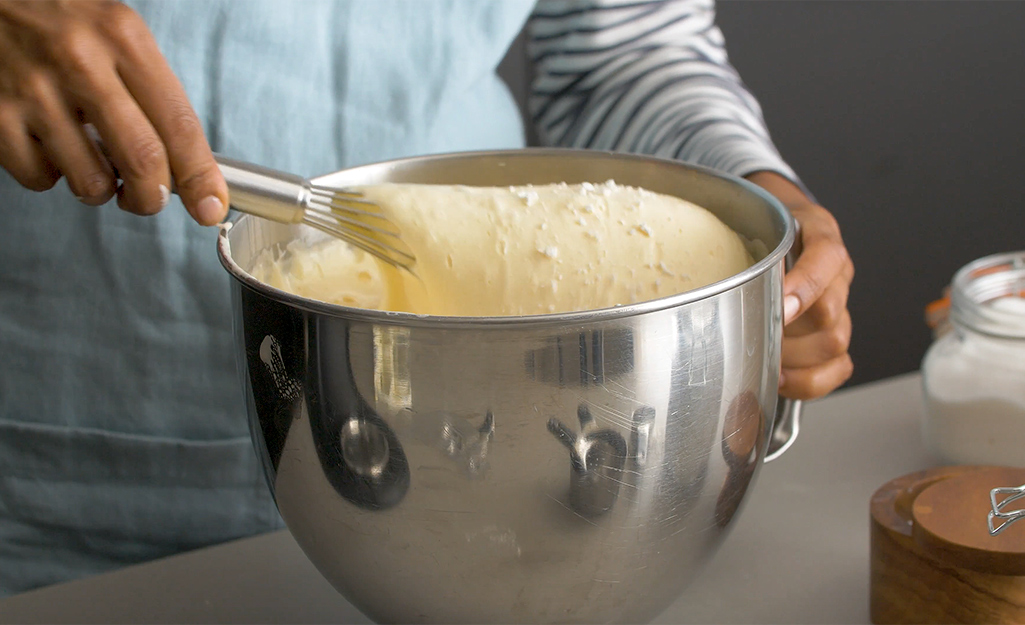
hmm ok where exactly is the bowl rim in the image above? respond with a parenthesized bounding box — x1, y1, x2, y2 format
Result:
(217, 148, 796, 329)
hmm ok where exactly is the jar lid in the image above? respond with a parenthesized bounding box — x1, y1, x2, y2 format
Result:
(912, 467, 1025, 575)
(949, 251, 1025, 339)
(871, 465, 1025, 575)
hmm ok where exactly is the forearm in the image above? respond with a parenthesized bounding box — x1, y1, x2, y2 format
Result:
(527, 0, 797, 183)
(745, 170, 813, 210)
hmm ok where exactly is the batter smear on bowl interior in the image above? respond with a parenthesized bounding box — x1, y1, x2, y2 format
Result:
(249, 180, 755, 316)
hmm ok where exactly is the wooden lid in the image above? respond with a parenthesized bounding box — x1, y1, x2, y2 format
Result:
(871, 466, 1025, 624)
(911, 466, 1025, 575)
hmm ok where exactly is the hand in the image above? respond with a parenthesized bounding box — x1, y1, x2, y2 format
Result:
(0, 0, 227, 224)
(746, 171, 855, 400)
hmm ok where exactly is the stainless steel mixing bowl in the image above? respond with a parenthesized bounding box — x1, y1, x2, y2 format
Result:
(217, 149, 799, 624)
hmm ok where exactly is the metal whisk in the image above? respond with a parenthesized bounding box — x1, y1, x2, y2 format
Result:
(216, 156, 416, 271)
(82, 125, 414, 271)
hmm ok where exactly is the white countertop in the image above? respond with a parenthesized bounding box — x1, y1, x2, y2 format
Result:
(0, 373, 936, 624)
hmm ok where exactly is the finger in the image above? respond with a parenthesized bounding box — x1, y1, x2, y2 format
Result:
(44, 13, 171, 215)
(780, 353, 854, 401)
(104, 4, 227, 225)
(77, 69, 170, 216)
(24, 80, 115, 205)
(783, 206, 852, 325)
(784, 273, 851, 339)
(0, 102, 59, 191)
(782, 308, 852, 369)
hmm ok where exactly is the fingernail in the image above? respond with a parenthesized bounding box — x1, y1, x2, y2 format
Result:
(196, 195, 225, 225)
(783, 295, 800, 324)
(159, 184, 170, 209)
(779, 371, 786, 388)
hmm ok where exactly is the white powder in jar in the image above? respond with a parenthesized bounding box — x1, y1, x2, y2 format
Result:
(921, 294, 1025, 466)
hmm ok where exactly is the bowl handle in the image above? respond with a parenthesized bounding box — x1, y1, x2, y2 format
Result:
(765, 398, 802, 462)
(764, 222, 805, 463)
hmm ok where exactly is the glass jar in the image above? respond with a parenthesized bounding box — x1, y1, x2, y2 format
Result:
(921, 251, 1025, 467)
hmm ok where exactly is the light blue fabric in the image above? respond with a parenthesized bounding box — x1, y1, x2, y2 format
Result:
(0, 0, 532, 596)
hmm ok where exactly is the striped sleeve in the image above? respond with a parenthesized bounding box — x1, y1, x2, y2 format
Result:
(526, 0, 800, 183)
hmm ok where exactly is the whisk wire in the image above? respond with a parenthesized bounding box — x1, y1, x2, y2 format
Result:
(302, 215, 414, 268)
(303, 201, 416, 269)
(306, 201, 402, 238)
(311, 184, 366, 200)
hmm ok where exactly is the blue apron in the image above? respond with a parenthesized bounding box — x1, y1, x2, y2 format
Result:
(0, 0, 532, 596)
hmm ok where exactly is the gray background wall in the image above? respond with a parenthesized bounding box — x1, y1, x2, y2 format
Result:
(501, 1, 1025, 388)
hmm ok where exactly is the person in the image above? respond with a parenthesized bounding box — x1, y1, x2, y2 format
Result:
(0, 0, 854, 597)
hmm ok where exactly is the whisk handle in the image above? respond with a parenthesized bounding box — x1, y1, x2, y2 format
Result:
(81, 124, 310, 226)
(214, 155, 309, 225)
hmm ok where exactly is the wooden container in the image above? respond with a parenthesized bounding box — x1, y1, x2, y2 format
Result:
(870, 465, 1025, 623)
